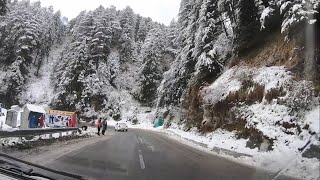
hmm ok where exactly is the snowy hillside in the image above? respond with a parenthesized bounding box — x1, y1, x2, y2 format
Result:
(0, 0, 319, 178)
(0, 1, 66, 107)
(20, 38, 71, 106)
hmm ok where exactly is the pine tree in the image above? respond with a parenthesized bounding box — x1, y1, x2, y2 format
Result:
(0, 0, 7, 15)
(234, 0, 261, 55)
(119, 6, 137, 63)
(194, 0, 223, 81)
(133, 27, 172, 105)
(0, 0, 66, 106)
(136, 53, 162, 105)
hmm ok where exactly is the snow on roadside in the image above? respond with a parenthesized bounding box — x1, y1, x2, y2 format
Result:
(167, 124, 258, 155)
(0, 127, 97, 147)
(132, 119, 319, 179)
(132, 65, 319, 180)
(305, 106, 320, 134)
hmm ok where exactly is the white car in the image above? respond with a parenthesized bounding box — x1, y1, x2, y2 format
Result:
(115, 123, 128, 131)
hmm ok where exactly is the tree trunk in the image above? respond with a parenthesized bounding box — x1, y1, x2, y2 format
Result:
(261, 0, 269, 7)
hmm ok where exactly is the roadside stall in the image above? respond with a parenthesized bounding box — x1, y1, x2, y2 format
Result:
(5, 105, 22, 128)
(47, 110, 77, 128)
(20, 104, 46, 129)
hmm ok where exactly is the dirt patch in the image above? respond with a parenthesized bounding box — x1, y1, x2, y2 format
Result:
(265, 88, 286, 103)
(181, 80, 204, 130)
(229, 32, 303, 70)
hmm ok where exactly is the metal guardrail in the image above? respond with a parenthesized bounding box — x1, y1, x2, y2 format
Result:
(0, 127, 80, 138)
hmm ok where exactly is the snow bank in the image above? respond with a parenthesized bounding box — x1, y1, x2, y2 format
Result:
(167, 124, 258, 156)
(252, 66, 291, 91)
(238, 103, 293, 139)
(159, 122, 319, 180)
(0, 128, 95, 147)
(25, 104, 46, 114)
(305, 106, 320, 134)
(202, 66, 243, 104)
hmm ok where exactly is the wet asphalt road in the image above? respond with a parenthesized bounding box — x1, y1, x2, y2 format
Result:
(47, 127, 294, 180)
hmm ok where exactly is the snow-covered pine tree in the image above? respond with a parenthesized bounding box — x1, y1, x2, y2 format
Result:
(234, 0, 261, 55)
(90, 6, 112, 70)
(135, 53, 162, 106)
(119, 6, 137, 63)
(194, 0, 223, 82)
(279, 0, 318, 37)
(157, 0, 201, 107)
(133, 27, 170, 105)
(0, 0, 65, 106)
(51, 5, 166, 118)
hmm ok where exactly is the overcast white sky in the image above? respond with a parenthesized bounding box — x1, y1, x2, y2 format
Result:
(30, 0, 181, 25)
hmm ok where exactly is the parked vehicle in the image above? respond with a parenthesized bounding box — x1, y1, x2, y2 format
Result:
(115, 123, 128, 132)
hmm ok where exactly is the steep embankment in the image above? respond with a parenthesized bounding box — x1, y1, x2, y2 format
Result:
(158, 34, 320, 178)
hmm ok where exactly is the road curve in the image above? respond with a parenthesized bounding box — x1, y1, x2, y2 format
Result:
(47, 127, 295, 180)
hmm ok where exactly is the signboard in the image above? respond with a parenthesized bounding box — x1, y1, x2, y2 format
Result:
(48, 110, 75, 116)
(47, 110, 77, 128)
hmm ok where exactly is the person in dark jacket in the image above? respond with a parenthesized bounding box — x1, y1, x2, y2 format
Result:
(97, 118, 102, 136)
(102, 119, 107, 135)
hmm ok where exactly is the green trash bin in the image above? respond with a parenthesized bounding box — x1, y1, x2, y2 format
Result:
(154, 119, 164, 127)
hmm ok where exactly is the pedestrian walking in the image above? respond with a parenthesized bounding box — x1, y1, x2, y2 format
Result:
(49, 115, 54, 124)
(68, 118, 72, 127)
(97, 118, 102, 136)
(102, 119, 107, 135)
(38, 114, 45, 128)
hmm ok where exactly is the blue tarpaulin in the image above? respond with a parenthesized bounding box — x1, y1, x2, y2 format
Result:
(28, 111, 42, 128)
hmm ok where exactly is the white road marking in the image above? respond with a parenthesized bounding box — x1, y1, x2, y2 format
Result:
(138, 150, 146, 170)
(148, 145, 155, 152)
(139, 137, 144, 144)
(143, 139, 155, 152)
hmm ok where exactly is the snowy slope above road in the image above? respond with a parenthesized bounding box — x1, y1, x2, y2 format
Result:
(201, 65, 319, 141)
(154, 65, 320, 180)
(20, 39, 71, 105)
